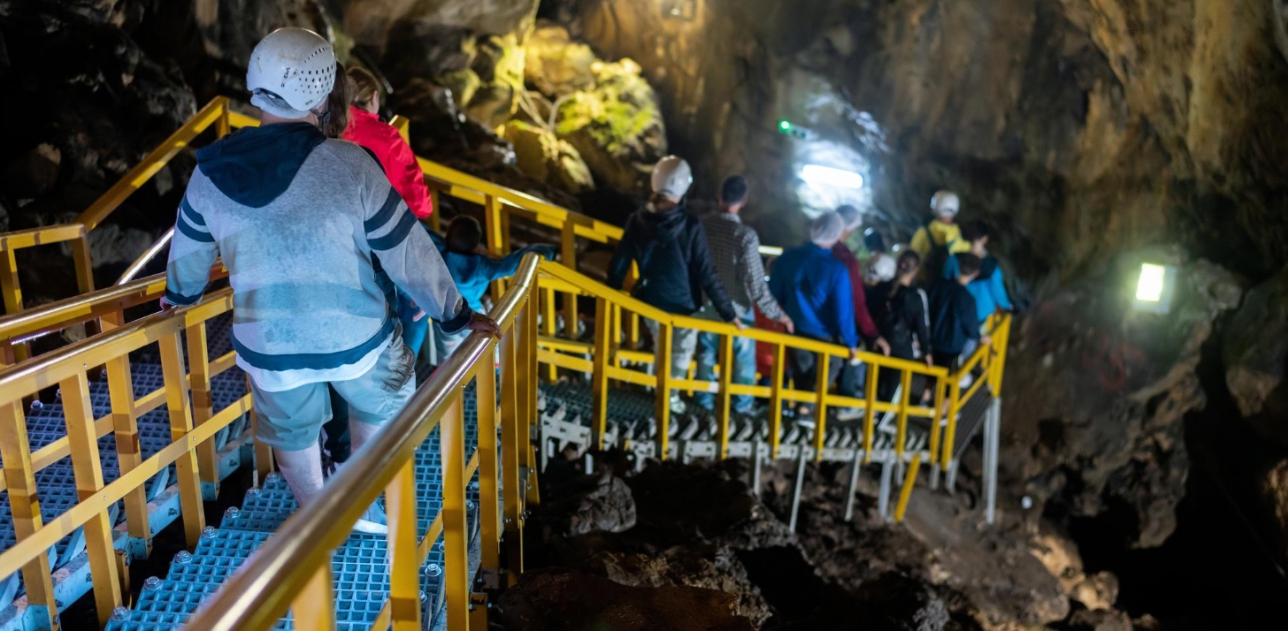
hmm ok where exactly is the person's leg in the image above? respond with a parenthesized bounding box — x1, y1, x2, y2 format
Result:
(789, 346, 819, 392)
(321, 385, 350, 471)
(730, 332, 757, 414)
(671, 326, 699, 380)
(249, 380, 330, 506)
(693, 331, 719, 411)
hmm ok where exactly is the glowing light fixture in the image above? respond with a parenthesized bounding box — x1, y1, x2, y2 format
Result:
(779, 120, 791, 131)
(1133, 262, 1176, 314)
(800, 164, 865, 190)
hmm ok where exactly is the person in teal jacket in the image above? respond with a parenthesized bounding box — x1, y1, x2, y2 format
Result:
(429, 216, 556, 363)
(943, 221, 1013, 324)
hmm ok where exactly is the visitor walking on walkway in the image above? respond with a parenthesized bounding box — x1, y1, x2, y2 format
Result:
(607, 156, 740, 413)
(832, 205, 890, 404)
(927, 252, 988, 371)
(943, 220, 1013, 325)
(868, 250, 933, 401)
(910, 190, 971, 280)
(693, 176, 793, 415)
(768, 212, 860, 415)
(164, 28, 498, 534)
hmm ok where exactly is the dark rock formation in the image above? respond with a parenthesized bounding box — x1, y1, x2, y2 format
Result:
(542, 469, 637, 537)
(1224, 265, 1288, 442)
(1006, 251, 1241, 548)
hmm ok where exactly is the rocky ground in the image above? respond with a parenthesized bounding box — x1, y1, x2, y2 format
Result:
(501, 453, 1157, 631)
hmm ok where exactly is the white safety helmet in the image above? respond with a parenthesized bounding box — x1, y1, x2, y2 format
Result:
(651, 156, 693, 200)
(865, 253, 897, 284)
(247, 28, 336, 120)
(930, 190, 960, 218)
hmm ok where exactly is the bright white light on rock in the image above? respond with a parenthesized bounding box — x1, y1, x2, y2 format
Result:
(800, 164, 865, 189)
(1135, 263, 1166, 303)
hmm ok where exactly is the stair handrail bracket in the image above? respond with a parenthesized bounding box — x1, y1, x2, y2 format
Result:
(185, 254, 543, 631)
(0, 288, 241, 628)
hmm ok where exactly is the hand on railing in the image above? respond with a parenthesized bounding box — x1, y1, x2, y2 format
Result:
(924, 354, 935, 370)
(466, 312, 502, 338)
(778, 314, 795, 334)
(980, 335, 993, 347)
(873, 336, 891, 357)
(159, 297, 177, 311)
(732, 319, 745, 332)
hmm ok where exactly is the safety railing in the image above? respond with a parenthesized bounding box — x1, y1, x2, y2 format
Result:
(0, 287, 248, 629)
(184, 254, 544, 631)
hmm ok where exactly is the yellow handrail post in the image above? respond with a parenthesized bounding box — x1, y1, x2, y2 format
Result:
(499, 312, 523, 579)
(71, 233, 96, 297)
(429, 189, 442, 233)
(158, 330, 206, 547)
(441, 392, 470, 631)
(475, 340, 501, 582)
(385, 460, 422, 630)
(993, 316, 1011, 393)
(893, 454, 923, 522)
(185, 321, 220, 500)
(60, 371, 124, 625)
(541, 283, 557, 381)
(523, 295, 540, 507)
(591, 298, 610, 450)
(0, 401, 59, 630)
(484, 195, 505, 300)
(769, 343, 785, 460)
(812, 353, 831, 461)
(863, 363, 879, 463)
(560, 219, 578, 341)
(928, 376, 947, 466)
(292, 563, 337, 631)
(716, 332, 734, 460)
(895, 370, 912, 460)
(216, 99, 231, 138)
(941, 373, 964, 466)
(655, 321, 674, 461)
(102, 311, 152, 557)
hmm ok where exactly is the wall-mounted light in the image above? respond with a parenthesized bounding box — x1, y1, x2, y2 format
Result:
(661, 0, 697, 20)
(800, 164, 865, 189)
(1134, 262, 1176, 314)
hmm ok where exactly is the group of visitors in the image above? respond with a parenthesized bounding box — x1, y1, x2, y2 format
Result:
(161, 26, 1013, 530)
(607, 157, 1012, 416)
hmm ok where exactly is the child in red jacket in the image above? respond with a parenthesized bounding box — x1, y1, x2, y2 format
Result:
(343, 67, 434, 219)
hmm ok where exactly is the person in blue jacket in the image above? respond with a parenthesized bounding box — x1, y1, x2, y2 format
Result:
(768, 212, 861, 415)
(430, 215, 556, 363)
(943, 221, 1013, 325)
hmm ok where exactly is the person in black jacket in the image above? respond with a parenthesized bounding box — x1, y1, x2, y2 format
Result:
(927, 253, 990, 371)
(607, 156, 740, 412)
(868, 250, 934, 401)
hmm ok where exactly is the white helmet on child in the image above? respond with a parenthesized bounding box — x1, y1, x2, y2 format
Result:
(865, 253, 897, 283)
(247, 28, 336, 120)
(930, 190, 960, 218)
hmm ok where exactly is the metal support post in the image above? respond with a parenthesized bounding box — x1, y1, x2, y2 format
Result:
(789, 447, 808, 532)
(844, 448, 863, 522)
(878, 455, 894, 521)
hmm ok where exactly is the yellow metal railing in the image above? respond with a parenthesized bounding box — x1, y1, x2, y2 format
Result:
(0, 288, 244, 629)
(183, 254, 545, 631)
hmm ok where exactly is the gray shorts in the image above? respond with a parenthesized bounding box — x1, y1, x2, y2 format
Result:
(250, 335, 416, 451)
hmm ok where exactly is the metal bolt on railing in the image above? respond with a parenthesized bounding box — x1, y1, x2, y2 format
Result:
(246, 487, 261, 499)
(466, 500, 476, 511)
(29, 399, 42, 411)
(425, 564, 442, 577)
(225, 507, 240, 519)
(174, 550, 193, 564)
(111, 607, 130, 622)
(264, 472, 281, 485)
(143, 576, 162, 591)
(420, 591, 428, 604)
(201, 525, 217, 540)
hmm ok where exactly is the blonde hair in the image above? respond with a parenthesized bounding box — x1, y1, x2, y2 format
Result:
(347, 66, 380, 111)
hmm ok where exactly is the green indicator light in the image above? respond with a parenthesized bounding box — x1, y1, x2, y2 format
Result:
(779, 120, 791, 131)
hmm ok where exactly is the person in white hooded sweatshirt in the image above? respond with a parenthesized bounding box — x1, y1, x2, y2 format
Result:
(164, 28, 499, 534)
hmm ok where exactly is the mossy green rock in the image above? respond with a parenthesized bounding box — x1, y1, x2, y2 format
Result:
(553, 58, 666, 191)
(505, 120, 595, 194)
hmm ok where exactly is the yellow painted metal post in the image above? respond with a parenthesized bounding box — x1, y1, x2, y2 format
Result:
(246, 373, 275, 483)
(893, 454, 923, 522)
(928, 377, 947, 465)
(293, 563, 337, 631)
(386, 461, 422, 631)
(71, 233, 96, 296)
(812, 352, 831, 461)
(941, 375, 963, 466)
(715, 332, 734, 460)
(561, 220, 578, 340)
(215, 100, 231, 138)
(0, 247, 22, 316)
(525, 296, 541, 507)
(0, 401, 59, 630)
(654, 321, 674, 461)
(863, 363, 880, 463)
(896, 370, 912, 459)
(158, 331, 206, 547)
(60, 371, 124, 625)
(104, 312, 152, 557)
(993, 316, 1011, 393)
(441, 392, 470, 631)
(768, 344, 785, 460)
(591, 298, 610, 450)
(484, 195, 505, 300)
(541, 284, 557, 381)
(475, 343, 501, 580)
(499, 320, 523, 579)
(429, 189, 442, 233)
(185, 321, 220, 499)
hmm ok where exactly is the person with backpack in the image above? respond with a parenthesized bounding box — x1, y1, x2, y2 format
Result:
(607, 156, 740, 413)
(910, 190, 971, 279)
(868, 250, 933, 401)
(927, 252, 990, 371)
(164, 28, 499, 534)
(943, 220, 1013, 325)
